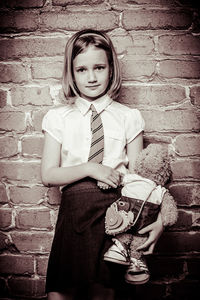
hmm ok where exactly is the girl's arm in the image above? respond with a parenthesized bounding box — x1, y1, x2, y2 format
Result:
(127, 132, 143, 173)
(41, 132, 120, 188)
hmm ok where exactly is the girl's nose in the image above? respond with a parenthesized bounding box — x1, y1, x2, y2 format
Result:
(88, 70, 97, 82)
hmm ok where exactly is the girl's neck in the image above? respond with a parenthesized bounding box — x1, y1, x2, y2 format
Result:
(78, 93, 109, 104)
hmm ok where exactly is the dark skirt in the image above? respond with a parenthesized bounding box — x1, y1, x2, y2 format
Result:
(45, 178, 130, 293)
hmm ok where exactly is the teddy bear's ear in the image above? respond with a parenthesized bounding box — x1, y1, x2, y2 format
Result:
(147, 143, 166, 152)
(134, 143, 171, 185)
(146, 144, 169, 160)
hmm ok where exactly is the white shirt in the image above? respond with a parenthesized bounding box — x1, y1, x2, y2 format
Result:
(42, 94, 145, 175)
(122, 174, 166, 205)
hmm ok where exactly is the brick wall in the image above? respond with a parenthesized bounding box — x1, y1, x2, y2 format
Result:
(0, 0, 199, 299)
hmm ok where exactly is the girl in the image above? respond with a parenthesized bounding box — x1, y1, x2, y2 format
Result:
(41, 29, 164, 300)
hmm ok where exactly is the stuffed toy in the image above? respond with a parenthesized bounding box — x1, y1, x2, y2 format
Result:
(104, 144, 178, 285)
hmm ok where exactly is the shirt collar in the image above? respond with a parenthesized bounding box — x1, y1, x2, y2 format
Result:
(75, 94, 113, 115)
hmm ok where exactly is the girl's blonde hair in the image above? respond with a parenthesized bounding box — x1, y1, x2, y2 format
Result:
(62, 29, 121, 102)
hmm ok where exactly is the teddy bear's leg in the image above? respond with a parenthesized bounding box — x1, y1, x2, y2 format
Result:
(104, 233, 132, 265)
(129, 235, 147, 259)
(117, 233, 132, 248)
(125, 235, 150, 285)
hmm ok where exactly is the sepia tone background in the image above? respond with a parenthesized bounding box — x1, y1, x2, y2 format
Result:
(0, 0, 200, 299)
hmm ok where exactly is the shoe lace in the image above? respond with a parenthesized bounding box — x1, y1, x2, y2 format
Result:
(131, 257, 148, 272)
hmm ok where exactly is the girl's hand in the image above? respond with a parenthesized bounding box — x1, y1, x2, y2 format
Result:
(97, 181, 111, 189)
(87, 163, 121, 188)
(136, 212, 164, 255)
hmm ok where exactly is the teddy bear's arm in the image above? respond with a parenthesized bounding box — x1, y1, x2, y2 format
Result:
(160, 191, 178, 227)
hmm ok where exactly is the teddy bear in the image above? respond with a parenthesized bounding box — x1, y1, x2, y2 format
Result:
(103, 143, 178, 285)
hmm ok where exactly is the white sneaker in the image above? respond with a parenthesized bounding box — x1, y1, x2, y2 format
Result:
(104, 239, 130, 265)
(125, 257, 150, 285)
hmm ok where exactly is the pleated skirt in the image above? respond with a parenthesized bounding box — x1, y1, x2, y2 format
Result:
(45, 178, 130, 293)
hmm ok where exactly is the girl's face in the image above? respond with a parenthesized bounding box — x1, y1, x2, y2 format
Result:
(73, 45, 110, 101)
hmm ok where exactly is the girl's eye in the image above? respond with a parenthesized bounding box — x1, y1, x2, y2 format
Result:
(95, 66, 105, 71)
(77, 68, 86, 73)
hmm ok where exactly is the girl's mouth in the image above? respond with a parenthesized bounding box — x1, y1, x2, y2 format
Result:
(86, 85, 100, 90)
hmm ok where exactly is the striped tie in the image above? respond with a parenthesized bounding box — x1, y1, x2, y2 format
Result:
(88, 104, 104, 163)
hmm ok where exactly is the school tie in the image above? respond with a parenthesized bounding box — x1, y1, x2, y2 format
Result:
(88, 104, 104, 163)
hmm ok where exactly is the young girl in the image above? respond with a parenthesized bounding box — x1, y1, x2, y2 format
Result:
(41, 29, 164, 300)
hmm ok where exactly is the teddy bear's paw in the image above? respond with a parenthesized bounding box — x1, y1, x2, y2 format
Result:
(97, 181, 111, 189)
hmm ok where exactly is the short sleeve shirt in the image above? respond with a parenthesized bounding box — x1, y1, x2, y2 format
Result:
(42, 95, 145, 175)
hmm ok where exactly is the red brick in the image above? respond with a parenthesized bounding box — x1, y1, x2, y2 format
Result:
(8, 277, 45, 297)
(171, 159, 200, 180)
(0, 37, 67, 60)
(112, 0, 177, 4)
(40, 11, 118, 31)
(10, 185, 47, 205)
(21, 135, 44, 158)
(134, 283, 166, 300)
(121, 59, 156, 80)
(0, 208, 13, 229)
(159, 60, 200, 79)
(0, 184, 8, 204)
(171, 280, 200, 299)
(0, 232, 11, 251)
(144, 135, 172, 146)
(0, 136, 18, 158)
(109, 34, 134, 55)
(0, 89, 7, 108)
(51, 210, 59, 228)
(11, 86, 52, 106)
(122, 9, 192, 30)
(0, 277, 8, 297)
(169, 183, 200, 206)
(175, 134, 200, 156)
(0, 254, 34, 275)
(0, 63, 29, 83)
(175, 209, 193, 229)
(192, 212, 200, 227)
(156, 232, 200, 253)
(31, 60, 63, 79)
(148, 256, 184, 279)
(53, 0, 103, 5)
(3, 0, 44, 8)
(111, 34, 154, 55)
(142, 109, 200, 132)
(158, 34, 200, 55)
(32, 110, 48, 132)
(187, 257, 200, 278)
(190, 85, 200, 107)
(0, 161, 41, 182)
(0, 111, 26, 132)
(128, 34, 154, 55)
(0, 11, 39, 33)
(36, 256, 48, 276)
(119, 84, 186, 106)
(11, 231, 53, 253)
(16, 208, 52, 229)
(47, 187, 61, 205)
